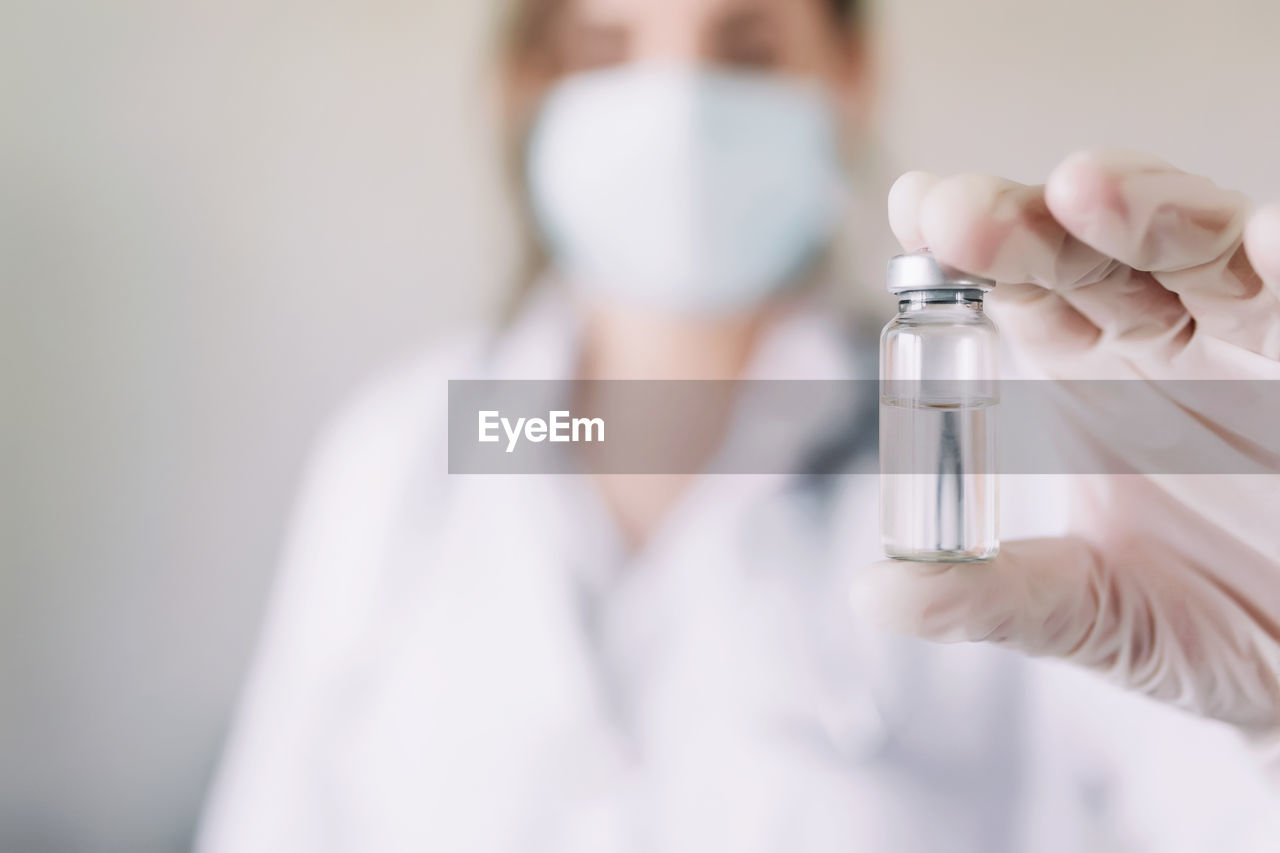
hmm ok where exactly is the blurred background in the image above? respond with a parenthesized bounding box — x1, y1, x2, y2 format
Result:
(2, 0, 1279, 850)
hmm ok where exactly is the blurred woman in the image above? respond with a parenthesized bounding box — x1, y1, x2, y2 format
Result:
(199, 0, 1280, 850)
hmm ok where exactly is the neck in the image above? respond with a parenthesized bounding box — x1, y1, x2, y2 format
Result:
(577, 300, 777, 380)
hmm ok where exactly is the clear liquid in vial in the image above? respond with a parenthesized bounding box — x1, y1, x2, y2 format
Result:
(880, 396, 998, 561)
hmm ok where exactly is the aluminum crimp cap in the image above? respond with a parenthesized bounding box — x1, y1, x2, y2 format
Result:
(886, 250, 996, 294)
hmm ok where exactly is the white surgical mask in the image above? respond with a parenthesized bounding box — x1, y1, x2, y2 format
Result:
(526, 64, 845, 316)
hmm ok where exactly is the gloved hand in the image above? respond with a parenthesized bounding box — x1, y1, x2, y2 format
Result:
(851, 149, 1280, 774)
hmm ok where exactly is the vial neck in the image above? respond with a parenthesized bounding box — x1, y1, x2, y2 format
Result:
(898, 288, 986, 311)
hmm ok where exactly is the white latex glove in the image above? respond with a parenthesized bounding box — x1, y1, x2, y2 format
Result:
(851, 149, 1280, 773)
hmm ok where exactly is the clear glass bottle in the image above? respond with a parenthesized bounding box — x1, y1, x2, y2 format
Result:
(880, 251, 999, 561)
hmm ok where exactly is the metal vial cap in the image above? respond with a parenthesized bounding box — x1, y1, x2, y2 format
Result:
(886, 251, 996, 294)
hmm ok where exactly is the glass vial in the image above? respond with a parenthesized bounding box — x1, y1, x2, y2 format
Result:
(880, 251, 999, 561)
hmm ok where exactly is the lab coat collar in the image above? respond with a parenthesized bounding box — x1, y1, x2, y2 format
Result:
(474, 277, 874, 584)
(484, 275, 876, 477)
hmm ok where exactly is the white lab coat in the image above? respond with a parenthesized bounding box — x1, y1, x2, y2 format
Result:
(199, 285, 1279, 853)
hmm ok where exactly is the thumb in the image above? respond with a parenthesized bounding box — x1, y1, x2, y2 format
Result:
(850, 537, 1108, 658)
(853, 537, 1280, 736)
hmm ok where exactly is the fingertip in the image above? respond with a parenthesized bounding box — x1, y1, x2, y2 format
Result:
(850, 559, 962, 635)
(1244, 203, 1280, 285)
(888, 171, 940, 251)
(917, 173, 1010, 273)
(1045, 149, 1130, 227)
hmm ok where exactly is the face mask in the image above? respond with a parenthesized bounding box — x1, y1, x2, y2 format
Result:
(526, 64, 845, 316)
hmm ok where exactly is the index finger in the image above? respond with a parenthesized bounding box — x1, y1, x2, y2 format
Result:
(890, 171, 1186, 358)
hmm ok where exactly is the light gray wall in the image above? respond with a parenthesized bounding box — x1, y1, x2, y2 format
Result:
(2, 2, 509, 850)
(2, 1, 1278, 850)
(876, 0, 1280, 197)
